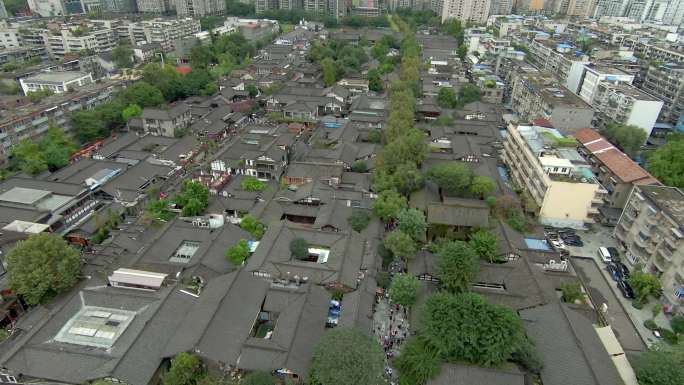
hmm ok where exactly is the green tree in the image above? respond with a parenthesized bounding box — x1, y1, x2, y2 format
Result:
(396, 208, 427, 241)
(391, 162, 424, 196)
(71, 109, 107, 143)
(241, 371, 276, 385)
(458, 84, 481, 106)
(309, 327, 384, 385)
(122, 103, 142, 122)
(241, 176, 267, 191)
(671, 315, 684, 334)
(384, 230, 417, 260)
(470, 176, 496, 198)
(174, 181, 209, 217)
(240, 215, 265, 240)
(389, 273, 420, 307)
(420, 292, 527, 366)
(372, 189, 407, 222)
(226, 239, 250, 266)
(11, 139, 47, 175)
(321, 57, 337, 87)
(425, 162, 474, 196)
(367, 129, 382, 143)
(601, 123, 647, 157)
(560, 282, 585, 303)
(6, 233, 81, 305)
(628, 271, 662, 304)
(111, 45, 134, 69)
(368, 68, 383, 92)
(246, 84, 259, 98)
(163, 352, 203, 385)
(146, 198, 175, 222)
(457, 44, 467, 60)
(635, 348, 684, 385)
(119, 81, 165, 108)
(435, 241, 479, 293)
(348, 210, 370, 232)
(290, 237, 310, 260)
(437, 87, 458, 108)
(647, 138, 684, 188)
(468, 229, 498, 263)
(351, 160, 368, 173)
(394, 337, 441, 385)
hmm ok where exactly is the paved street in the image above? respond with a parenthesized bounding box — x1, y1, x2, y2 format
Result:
(373, 297, 410, 384)
(567, 226, 665, 350)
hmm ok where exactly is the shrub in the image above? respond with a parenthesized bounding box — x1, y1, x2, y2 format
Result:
(643, 319, 658, 330)
(351, 160, 368, 173)
(241, 176, 267, 192)
(348, 210, 370, 232)
(660, 328, 679, 345)
(670, 315, 684, 334)
(561, 282, 585, 304)
(225, 239, 250, 266)
(290, 238, 310, 260)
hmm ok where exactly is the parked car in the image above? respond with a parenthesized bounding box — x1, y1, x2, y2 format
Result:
(607, 247, 620, 262)
(550, 240, 566, 250)
(607, 264, 622, 282)
(565, 238, 584, 247)
(598, 247, 612, 263)
(617, 280, 635, 299)
(618, 262, 630, 278)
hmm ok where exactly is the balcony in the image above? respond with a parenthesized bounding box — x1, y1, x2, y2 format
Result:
(658, 246, 673, 261)
(653, 254, 670, 272)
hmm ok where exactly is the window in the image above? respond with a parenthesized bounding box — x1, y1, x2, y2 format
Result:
(169, 241, 201, 263)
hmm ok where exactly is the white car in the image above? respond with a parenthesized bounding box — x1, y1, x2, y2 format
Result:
(550, 240, 566, 250)
(598, 247, 612, 263)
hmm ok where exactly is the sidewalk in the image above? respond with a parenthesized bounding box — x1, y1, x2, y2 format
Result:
(372, 297, 410, 384)
(568, 226, 668, 347)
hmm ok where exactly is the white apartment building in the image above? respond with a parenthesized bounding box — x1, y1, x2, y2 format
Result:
(136, 0, 171, 13)
(43, 27, 118, 57)
(176, 0, 225, 17)
(502, 122, 607, 228)
(566, 63, 635, 104)
(528, 40, 590, 83)
(592, 81, 663, 138)
(118, 18, 201, 52)
(19, 71, 93, 95)
(615, 185, 684, 315)
(440, 0, 492, 23)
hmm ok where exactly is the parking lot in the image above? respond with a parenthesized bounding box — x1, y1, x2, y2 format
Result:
(564, 226, 659, 351)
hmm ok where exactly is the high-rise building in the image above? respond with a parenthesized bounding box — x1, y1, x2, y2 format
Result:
(663, 0, 684, 25)
(554, 0, 595, 16)
(440, 0, 491, 23)
(136, 0, 173, 13)
(490, 0, 513, 14)
(0, 0, 8, 19)
(641, 64, 684, 125)
(176, 0, 226, 16)
(593, 0, 629, 18)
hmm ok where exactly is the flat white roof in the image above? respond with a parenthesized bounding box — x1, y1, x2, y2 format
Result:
(109, 268, 167, 289)
(539, 156, 574, 168)
(2, 220, 50, 234)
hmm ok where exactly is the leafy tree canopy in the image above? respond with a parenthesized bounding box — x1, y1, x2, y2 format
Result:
(647, 137, 684, 188)
(435, 240, 479, 293)
(468, 229, 498, 263)
(309, 327, 384, 385)
(425, 162, 474, 196)
(600, 123, 646, 157)
(290, 237, 310, 260)
(384, 230, 417, 261)
(635, 348, 684, 385)
(6, 233, 81, 305)
(226, 239, 250, 266)
(348, 210, 370, 232)
(240, 214, 265, 240)
(394, 336, 441, 385)
(162, 352, 203, 385)
(420, 292, 527, 366)
(396, 208, 427, 241)
(241, 176, 267, 192)
(174, 180, 209, 217)
(372, 189, 408, 222)
(389, 273, 420, 307)
(628, 270, 662, 304)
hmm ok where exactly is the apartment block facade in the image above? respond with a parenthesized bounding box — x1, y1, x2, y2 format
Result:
(0, 81, 122, 166)
(592, 81, 663, 138)
(176, 0, 226, 17)
(614, 185, 684, 314)
(641, 64, 684, 125)
(440, 0, 492, 23)
(509, 65, 594, 134)
(502, 123, 607, 229)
